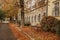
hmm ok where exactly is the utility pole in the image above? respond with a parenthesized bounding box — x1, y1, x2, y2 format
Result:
(20, 0, 25, 27)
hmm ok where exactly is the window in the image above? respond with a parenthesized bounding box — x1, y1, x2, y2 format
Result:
(34, 15, 36, 22)
(38, 14, 40, 22)
(43, 13, 46, 16)
(32, 16, 33, 22)
(38, 0, 45, 7)
(29, 16, 30, 22)
(55, 2, 59, 16)
(27, 16, 28, 21)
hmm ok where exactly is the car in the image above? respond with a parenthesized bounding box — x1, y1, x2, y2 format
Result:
(2, 20, 9, 23)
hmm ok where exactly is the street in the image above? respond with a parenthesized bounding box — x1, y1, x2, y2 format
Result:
(0, 23, 17, 40)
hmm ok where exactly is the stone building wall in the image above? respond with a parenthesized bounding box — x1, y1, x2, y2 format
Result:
(18, 0, 60, 25)
(48, 0, 60, 20)
(25, 6, 46, 25)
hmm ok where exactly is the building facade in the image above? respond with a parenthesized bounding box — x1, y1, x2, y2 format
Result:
(48, 0, 60, 20)
(18, 0, 60, 25)
(24, 0, 47, 25)
(53, 0, 60, 19)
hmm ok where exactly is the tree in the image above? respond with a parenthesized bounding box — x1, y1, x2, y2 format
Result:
(20, 0, 25, 27)
(0, 9, 6, 21)
(41, 16, 60, 35)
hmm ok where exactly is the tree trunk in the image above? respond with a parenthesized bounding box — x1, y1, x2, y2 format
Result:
(20, 0, 24, 27)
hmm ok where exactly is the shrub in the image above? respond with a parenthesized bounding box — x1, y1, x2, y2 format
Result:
(40, 16, 60, 34)
(35, 38, 41, 40)
(55, 21, 60, 36)
(24, 22, 31, 26)
(0, 9, 6, 21)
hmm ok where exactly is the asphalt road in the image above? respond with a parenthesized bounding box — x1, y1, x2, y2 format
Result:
(0, 23, 17, 40)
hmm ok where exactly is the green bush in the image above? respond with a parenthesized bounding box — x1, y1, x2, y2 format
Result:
(55, 21, 60, 36)
(0, 9, 6, 21)
(40, 16, 60, 34)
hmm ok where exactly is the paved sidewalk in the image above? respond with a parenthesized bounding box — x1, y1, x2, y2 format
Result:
(21, 26, 60, 40)
(9, 23, 31, 40)
(9, 23, 60, 40)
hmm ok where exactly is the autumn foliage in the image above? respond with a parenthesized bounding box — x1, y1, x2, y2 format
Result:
(41, 16, 60, 35)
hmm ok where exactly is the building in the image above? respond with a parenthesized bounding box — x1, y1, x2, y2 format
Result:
(48, 0, 60, 20)
(24, 0, 48, 25)
(17, 0, 60, 25)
